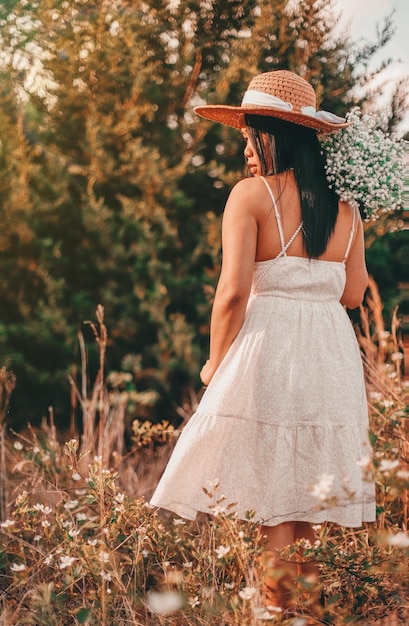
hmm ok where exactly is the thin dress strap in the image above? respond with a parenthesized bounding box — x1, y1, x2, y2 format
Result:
(260, 176, 286, 253)
(252, 177, 304, 291)
(343, 206, 357, 264)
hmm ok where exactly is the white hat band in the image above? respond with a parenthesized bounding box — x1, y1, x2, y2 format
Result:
(241, 90, 346, 125)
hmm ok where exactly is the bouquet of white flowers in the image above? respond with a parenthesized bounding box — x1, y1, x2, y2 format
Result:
(321, 107, 406, 221)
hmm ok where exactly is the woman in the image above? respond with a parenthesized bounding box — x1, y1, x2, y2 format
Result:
(150, 70, 376, 604)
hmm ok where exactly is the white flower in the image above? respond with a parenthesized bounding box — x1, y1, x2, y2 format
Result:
(379, 459, 400, 473)
(41, 520, 51, 528)
(1, 519, 15, 529)
(146, 590, 184, 615)
(44, 554, 53, 565)
(13, 441, 23, 450)
(321, 108, 406, 221)
(215, 545, 231, 559)
(172, 518, 186, 525)
(101, 571, 112, 581)
(115, 492, 125, 503)
(98, 551, 110, 563)
(76, 513, 87, 522)
(68, 529, 81, 538)
(109, 20, 120, 37)
(188, 595, 200, 608)
(72, 472, 81, 481)
(64, 499, 79, 510)
(10, 562, 26, 572)
(210, 503, 228, 516)
(183, 561, 193, 568)
(253, 606, 280, 620)
(59, 556, 77, 569)
(239, 586, 257, 600)
(33, 504, 52, 515)
(387, 532, 409, 548)
(78, 48, 88, 59)
(311, 474, 334, 501)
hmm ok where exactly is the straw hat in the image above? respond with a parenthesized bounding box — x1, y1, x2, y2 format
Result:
(194, 70, 349, 134)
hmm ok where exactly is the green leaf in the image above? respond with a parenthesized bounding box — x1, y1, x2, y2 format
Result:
(76, 608, 91, 623)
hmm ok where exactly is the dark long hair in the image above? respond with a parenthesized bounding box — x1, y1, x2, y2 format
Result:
(244, 114, 339, 258)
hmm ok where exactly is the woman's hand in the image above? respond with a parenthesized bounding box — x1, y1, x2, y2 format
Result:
(200, 360, 216, 386)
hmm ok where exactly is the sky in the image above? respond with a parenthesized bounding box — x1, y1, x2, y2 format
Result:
(335, 0, 409, 131)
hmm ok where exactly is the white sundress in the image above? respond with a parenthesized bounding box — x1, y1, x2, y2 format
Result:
(150, 177, 376, 527)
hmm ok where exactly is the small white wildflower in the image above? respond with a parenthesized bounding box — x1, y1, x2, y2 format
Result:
(41, 520, 51, 528)
(72, 472, 81, 481)
(379, 459, 400, 473)
(239, 586, 257, 600)
(101, 571, 112, 581)
(397, 470, 409, 479)
(115, 492, 125, 503)
(391, 352, 404, 362)
(93, 456, 102, 463)
(188, 595, 200, 608)
(211, 504, 228, 516)
(387, 532, 409, 548)
(76, 512, 87, 522)
(106, 587, 112, 594)
(44, 554, 53, 565)
(109, 20, 120, 37)
(59, 555, 76, 569)
(64, 499, 79, 510)
(146, 590, 184, 616)
(34, 535, 42, 541)
(13, 441, 23, 450)
(183, 561, 193, 568)
(311, 474, 334, 501)
(78, 48, 88, 59)
(224, 582, 235, 590)
(88, 539, 98, 546)
(1, 519, 15, 529)
(10, 562, 26, 572)
(215, 545, 230, 559)
(68, 528, 81, 538)
(253, 606, 277, 620)
(98, 551, 110, 563)
(142, 548, 149, 557)
(173, 518, 186, 525)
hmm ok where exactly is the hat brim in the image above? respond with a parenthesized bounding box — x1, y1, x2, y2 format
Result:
(194, 104, 350, 134)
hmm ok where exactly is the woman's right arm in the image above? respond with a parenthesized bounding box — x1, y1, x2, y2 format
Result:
(340, 211, 368, 309)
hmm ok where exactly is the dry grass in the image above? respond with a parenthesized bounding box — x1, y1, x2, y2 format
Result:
(0, 289, 408, 625)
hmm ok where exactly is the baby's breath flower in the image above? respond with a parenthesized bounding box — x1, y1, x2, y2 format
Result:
(72, 472, 81, 481)
(13, 441, 23, 450)
(321, 108, 406, 221)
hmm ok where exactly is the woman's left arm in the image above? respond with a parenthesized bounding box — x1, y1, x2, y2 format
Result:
(200, 179, 258, 385)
